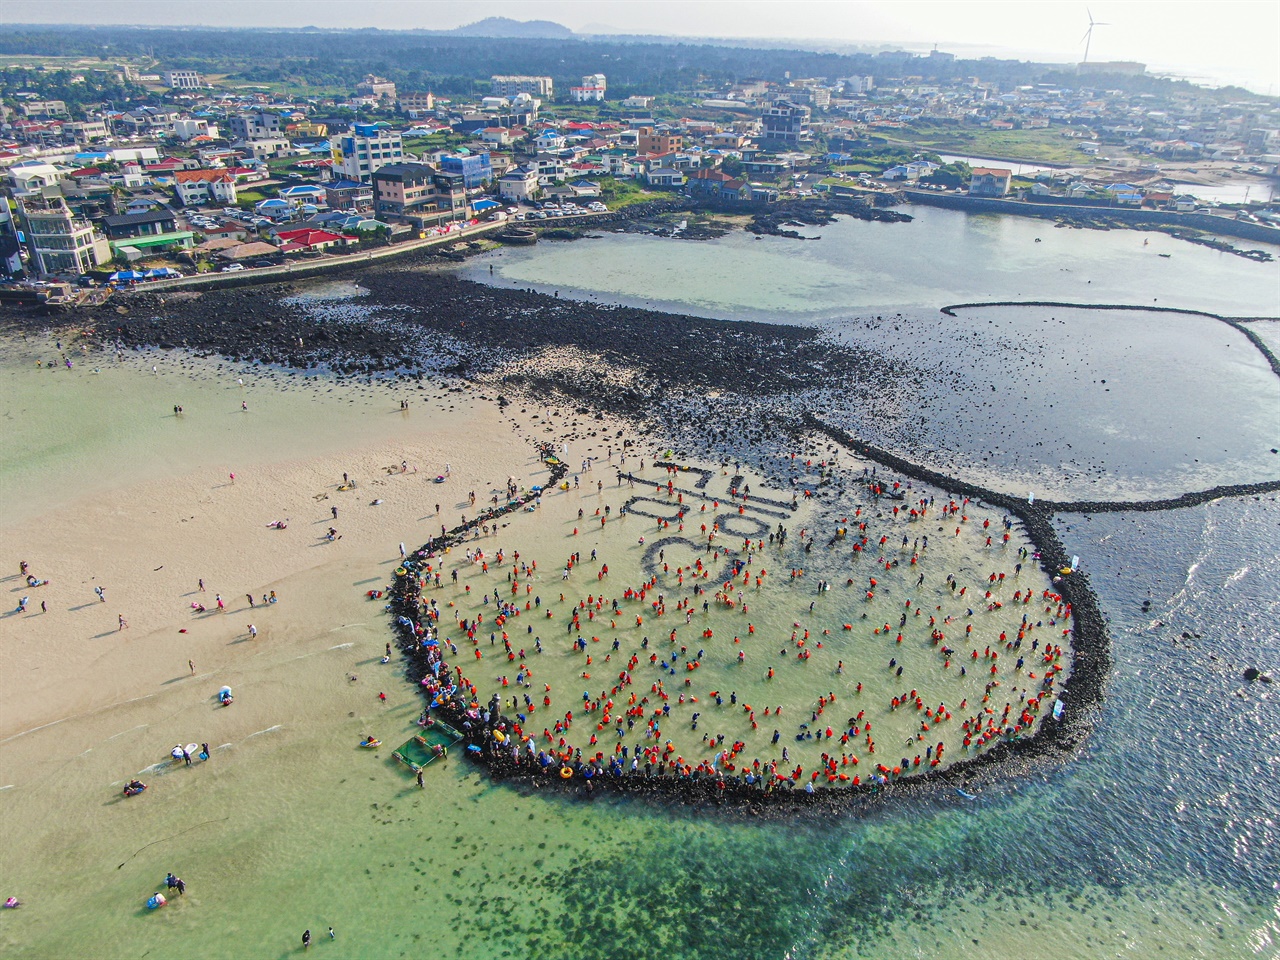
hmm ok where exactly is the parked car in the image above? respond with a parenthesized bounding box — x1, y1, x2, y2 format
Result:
(221, 263, 244, 272)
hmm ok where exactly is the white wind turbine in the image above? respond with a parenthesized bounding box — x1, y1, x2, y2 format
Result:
(1081, 8, 1109, 63)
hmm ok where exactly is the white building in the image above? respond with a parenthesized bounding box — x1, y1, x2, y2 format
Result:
(569, 85, 606, 103)
(498, 167, 540, 202)
(18, 193, 111, 275)
(164, 70, 202, 90)
(174, 170, 239, 207)
(491, 75, 554, 98)
(173, 118, 219, 141)
(6, 162, 63, 196)
(331, 124, 404, 182)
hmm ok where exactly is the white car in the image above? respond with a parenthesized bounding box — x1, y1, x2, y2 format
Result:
(221, 263, 245, 272)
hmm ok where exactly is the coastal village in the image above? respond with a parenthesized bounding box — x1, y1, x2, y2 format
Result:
(1, 48, 1278, 299)
(2, 17, 1278, 958)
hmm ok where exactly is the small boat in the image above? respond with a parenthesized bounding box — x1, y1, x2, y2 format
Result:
(360, 737, 381, 749)
(1158, 253, 1171, 258)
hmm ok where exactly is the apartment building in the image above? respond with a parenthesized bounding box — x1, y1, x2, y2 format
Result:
(164, 70, 202, 89)
(331, 124, 404, 182)
(18, 192, 111, 275)
(491, 75, 554, 98)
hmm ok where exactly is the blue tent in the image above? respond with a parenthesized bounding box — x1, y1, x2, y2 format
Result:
(110, 270, 146, 282)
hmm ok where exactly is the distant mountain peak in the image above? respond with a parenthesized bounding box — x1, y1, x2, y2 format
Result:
(452, 18, 574, 39)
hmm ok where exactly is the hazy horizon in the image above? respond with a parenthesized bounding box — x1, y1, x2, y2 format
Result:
(2, 0, 1277, 95)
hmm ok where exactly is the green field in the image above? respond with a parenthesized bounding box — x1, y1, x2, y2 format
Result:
(877, 127, 1117, 166)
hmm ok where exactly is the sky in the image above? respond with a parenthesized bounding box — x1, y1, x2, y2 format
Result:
(4, 0, 1278, 94)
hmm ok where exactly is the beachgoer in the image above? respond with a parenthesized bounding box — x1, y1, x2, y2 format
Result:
(303, 930, 311, 949)
(118, 614, 128, 630)
(248, 624, 257, 639)
(189, 660, 195, 675)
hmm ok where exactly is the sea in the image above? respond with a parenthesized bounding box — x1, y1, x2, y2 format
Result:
(3, 205, 1278, 959)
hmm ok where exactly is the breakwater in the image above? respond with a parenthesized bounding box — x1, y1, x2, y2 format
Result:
(939, 301, 1280, 379)
(384, 440, 1096, 813)
(905, 189, 1280, 245)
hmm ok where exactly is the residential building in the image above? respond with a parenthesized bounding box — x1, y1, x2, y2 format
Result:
(233, 138, 291, 161)
(491, 76, 554, 99)
(164, 70, 202, 89)
(370, 163, 466, 223)
(0, 199, 23, 277)
(62, 120, 109, 142)
(101, 209, 178, 240)
(356, 75, 397, 100)
(20, 100, 67, 118)
(534, 130, 567, 151)
(968, 167, 1012, 197)
(18, 192, 111, 275)
(174, 169, 239, 207)
(331, 124, 404, 182)
(173, 118, 219, 141)
(286, 120, 328, 138)
(498, 166, 540, 202)
(274, 228, 357, 253)
(440, 152, 492, 188)
(621, 96, 655, 110)
(480, 127, 513, 147)
(228, 112, 284, 141)
(571, 74, 607, 102)
(532, 153, 566, 180)
(761, 100, 811, 144)
(399, 91, 436, 113)
(636, 127, 683, 155)
(118, 108, 179, 137)
(324, 179, 373, 212)
(646, 167, 686, 187)
(6, 162, 63, 195)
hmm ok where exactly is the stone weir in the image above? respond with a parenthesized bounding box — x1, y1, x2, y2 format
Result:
(382, 441, 1102, 814)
